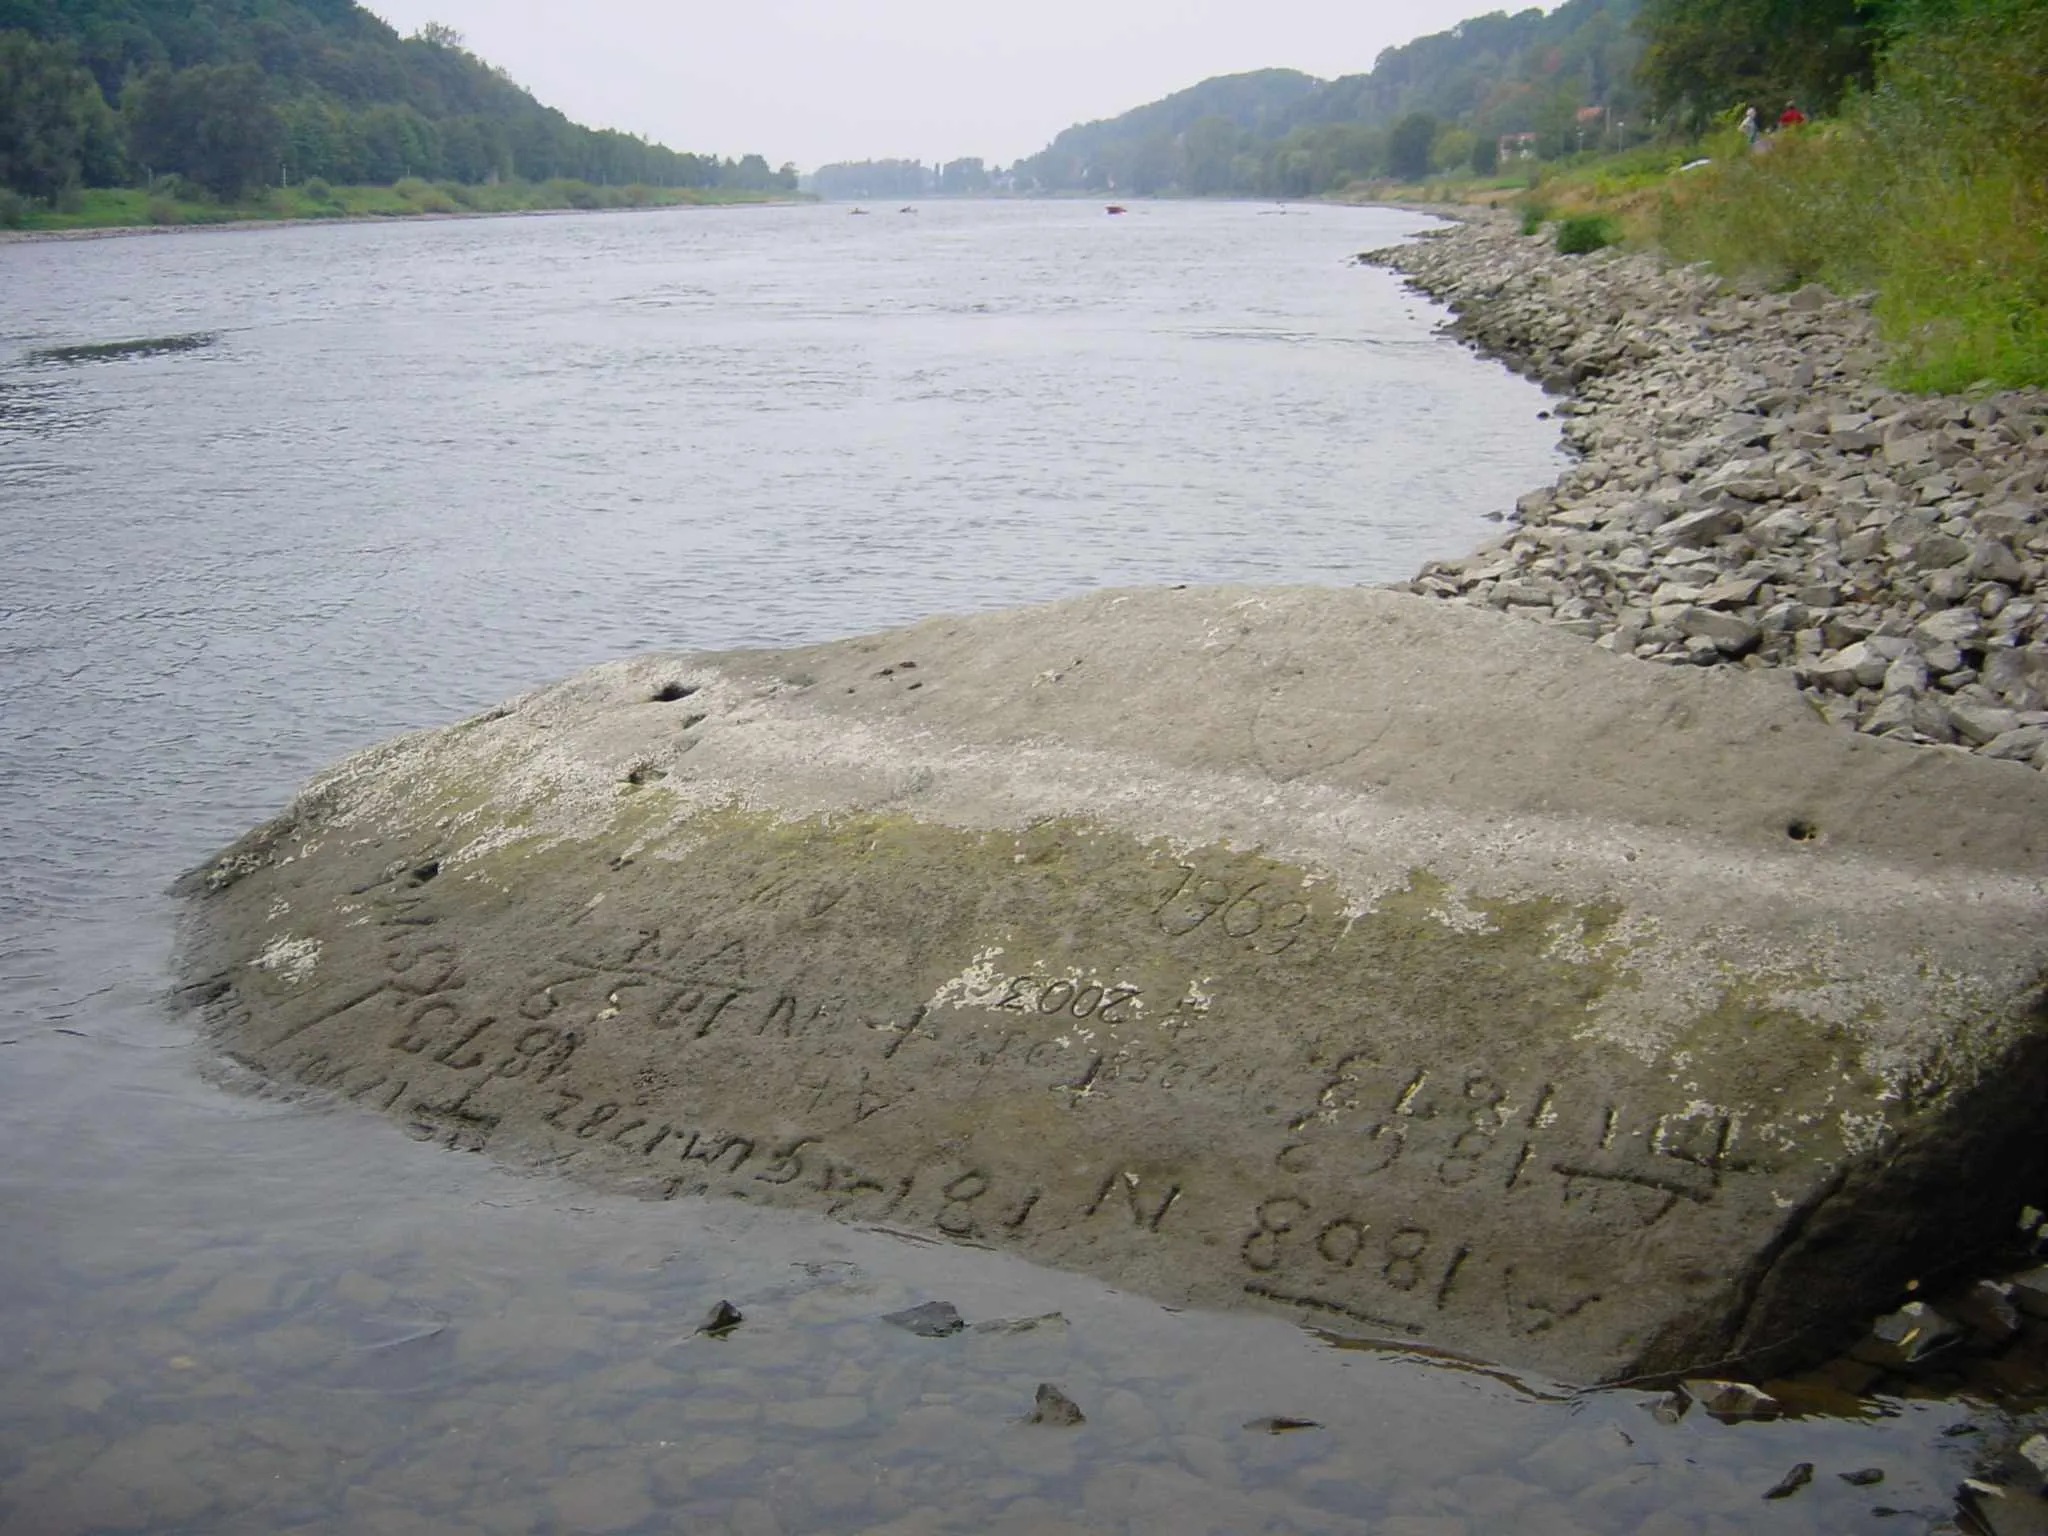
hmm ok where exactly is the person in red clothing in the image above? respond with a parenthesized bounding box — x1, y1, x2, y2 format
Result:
(1778, 100, 1808, 128)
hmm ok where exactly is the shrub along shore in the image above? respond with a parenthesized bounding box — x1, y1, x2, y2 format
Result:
(1371, 214, 2048, 771)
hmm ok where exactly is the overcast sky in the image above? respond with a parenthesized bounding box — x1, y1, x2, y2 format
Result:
(365, 1, 1523, 171)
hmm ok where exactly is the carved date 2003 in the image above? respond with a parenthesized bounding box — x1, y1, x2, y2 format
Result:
(991, 975, 1140, 1023)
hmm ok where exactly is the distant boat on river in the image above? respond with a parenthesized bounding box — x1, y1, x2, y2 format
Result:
(1106, 205, 1128, 215)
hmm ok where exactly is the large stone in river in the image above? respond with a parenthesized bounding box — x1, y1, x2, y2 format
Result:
(175, 586, 2048, 1383)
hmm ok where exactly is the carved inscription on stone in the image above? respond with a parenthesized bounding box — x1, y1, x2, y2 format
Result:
(202, 818, 1870, 1380)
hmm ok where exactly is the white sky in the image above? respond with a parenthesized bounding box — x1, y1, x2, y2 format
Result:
(365, 1, 1519, 171)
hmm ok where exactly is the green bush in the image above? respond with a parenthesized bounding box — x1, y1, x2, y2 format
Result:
(0, 190, 26, 227)
(301, 176, 334, 202)
(146, 197, 183, 226)
(150, 173, 206, 203)
(439, 180, 479, 208)
(1516, 199, 1548, 236)
(1656, 0, 2047, 389)
(1555, 213, 1618, 254)
(546, 178, 601, 209)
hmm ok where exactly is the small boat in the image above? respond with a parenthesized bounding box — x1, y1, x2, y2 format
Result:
(849, 207, 869, 215)
(1106, 204, 1127, 215)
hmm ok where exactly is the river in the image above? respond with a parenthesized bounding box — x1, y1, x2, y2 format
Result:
(0, 200, 2002, 1533)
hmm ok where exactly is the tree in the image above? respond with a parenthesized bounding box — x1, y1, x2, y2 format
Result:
(728, 152, 775, 191)
(0, 31, 121, 200)
(1179, 114, 1243, 195)
(0, 5, 793, 201)
(1636, 0, 1883, 124)
(939, 156, 989, 194)
(1431, 126, 1477, 172)
(124, 63, 282, 198)
(1532, 83, 1585, 159)
(1470, 133, 1501, 175)
(1387, 112, 1438, 179)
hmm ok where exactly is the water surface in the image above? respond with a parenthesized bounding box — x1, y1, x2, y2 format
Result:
(0, 200, 1997, 1533)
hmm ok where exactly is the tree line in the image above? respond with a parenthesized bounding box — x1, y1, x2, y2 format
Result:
(809, 158, 1003, 200)
(1009, 3, 1648, 198)
(998, 0, 1925, 199)
(0, 1, 795, 204)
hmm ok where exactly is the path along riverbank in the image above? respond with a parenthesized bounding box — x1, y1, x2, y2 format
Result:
(1370, 214, 2048, 771)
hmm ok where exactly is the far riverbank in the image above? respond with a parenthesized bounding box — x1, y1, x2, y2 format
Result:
(0, 184, 806, 244)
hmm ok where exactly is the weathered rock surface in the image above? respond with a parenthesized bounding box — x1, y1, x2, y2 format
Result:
(1369, 219, 2048, 771)
(177, 586, 2048, 1384)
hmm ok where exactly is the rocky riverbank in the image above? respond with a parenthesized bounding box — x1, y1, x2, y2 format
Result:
(1368, 215, 2048, 771)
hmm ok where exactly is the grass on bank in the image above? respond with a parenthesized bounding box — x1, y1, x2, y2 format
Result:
(0, 177, 798, 233)
(1338, 2, 2047, 394)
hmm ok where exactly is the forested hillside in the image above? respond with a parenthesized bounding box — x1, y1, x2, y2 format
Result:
(1015, 0, 1646, 196)
(1019, 69, 1322, 196)
(0, 0, 795, 205)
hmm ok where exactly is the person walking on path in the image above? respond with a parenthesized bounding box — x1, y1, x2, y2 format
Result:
(1778, 100, 1807, 129)
(1740, 105, 1761, 147)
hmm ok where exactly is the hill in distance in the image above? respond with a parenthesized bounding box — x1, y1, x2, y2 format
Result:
(800, 0, 1637, 201)
(1012, 0, 1644, 197)
(0, 0, 794, 205)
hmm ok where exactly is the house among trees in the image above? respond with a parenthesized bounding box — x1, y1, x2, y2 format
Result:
(1498, 132, 1540, 161)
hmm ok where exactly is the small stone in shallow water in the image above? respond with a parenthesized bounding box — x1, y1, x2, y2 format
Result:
(696, 1300, 743, 1337)
(1680, 1379, 1781, 1421)
(971, 1312, 1065, 1335)
(1763, 1462, 1815, 1500)
(1642, 1391, 1688, 1426)
(1851, 1301, 1965, 1368)
(1026, 1383, 1085, 1426)
(881, 1301, 963, 1337)
(1841, 1468, 1886, 1487)
(1243, 1416, 1322, 1434)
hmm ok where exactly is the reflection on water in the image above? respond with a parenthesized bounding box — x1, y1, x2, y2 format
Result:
(0, 202, 2023, 1532)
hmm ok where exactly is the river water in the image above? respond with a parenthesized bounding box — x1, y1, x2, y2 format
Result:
(0, 201, 2007, 1533)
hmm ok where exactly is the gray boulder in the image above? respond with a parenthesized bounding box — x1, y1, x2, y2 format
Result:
(176, 587, 2048, 1386)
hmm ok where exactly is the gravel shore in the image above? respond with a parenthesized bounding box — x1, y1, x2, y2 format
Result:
(1370, 214, 2048, 771)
